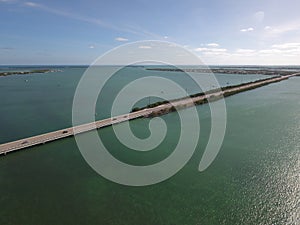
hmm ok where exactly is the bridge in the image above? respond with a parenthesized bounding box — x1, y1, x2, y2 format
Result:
(0, 72, 299, 155)
(0, 109, 152, 155)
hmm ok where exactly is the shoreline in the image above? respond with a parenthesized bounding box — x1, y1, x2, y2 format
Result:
(146, 67, 298, 76)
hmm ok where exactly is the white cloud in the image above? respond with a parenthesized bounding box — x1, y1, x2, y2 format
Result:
(164, 36, 168, 39)
(264, 26, 272, 30)
(194, 47, 226, 53)
(271, 43, 300, 49)
(263, 21, 300, 37)
(194, 47, 227, 57)
(115, 37, 128, 42)
(88, 45, 95, 49)
(240, 27, 254, 32)
(194, 42, 300, 65)
(138, 45, 152, 49)
(206, 43, 219, 47)
(0, 0, 17, 3)
(24, 1, 39, 7)
(259, 42, 300, 56)
(194, 47, 209, 52)
(259, 49, 282, 54)
(236, 49, 256, 54)
(234, 43, 300, 56)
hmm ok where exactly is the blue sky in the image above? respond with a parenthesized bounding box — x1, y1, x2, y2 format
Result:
(1, 0, 300, 65)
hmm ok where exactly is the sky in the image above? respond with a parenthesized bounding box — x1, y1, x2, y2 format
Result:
(1, 0, 300, 65)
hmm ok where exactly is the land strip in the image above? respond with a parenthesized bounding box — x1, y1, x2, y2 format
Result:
(0, 69, 60, 77)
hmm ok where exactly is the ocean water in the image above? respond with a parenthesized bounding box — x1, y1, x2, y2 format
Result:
(0, 67, 299, 225)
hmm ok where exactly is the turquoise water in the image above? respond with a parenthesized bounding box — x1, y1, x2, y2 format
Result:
(0, 67, 299, 224)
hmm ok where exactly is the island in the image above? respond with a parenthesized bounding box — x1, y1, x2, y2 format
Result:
(0, 69, 61, 77)
(146, 67, 298, 76)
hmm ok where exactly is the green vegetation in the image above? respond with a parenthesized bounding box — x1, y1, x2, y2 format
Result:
(130, 75, 290, 117)
(0, 69, 54, 77)
(131, 107, 141, 112)
(131, 100, 170, 113)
